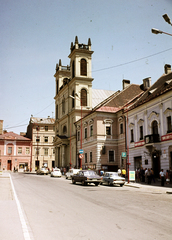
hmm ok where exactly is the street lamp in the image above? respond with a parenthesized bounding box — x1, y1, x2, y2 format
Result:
(162, 14, 172, 26)
(69, 93, 83, 169)
(151, 13, 172, 36)
(151, 28, 172, 36)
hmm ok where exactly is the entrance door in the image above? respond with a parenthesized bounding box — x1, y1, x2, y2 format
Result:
(152, 153, 160, 178)
(7, 160, 12, 170)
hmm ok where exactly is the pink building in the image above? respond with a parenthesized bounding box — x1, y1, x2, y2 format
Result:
(0, 132, 31, 172)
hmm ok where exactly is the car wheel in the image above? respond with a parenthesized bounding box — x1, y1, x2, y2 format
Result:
(82, 180, 85, 186)
(108, 181, 112, 186)
(66, 177, 68, 179)
(72, 179, 75, 184)
(95, 183, 99, 186)
(120, 184, 124, 187)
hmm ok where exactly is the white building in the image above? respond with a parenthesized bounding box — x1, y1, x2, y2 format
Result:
(126, 64, 172, 177)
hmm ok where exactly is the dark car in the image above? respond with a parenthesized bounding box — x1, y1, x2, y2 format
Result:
(71, 170, 101, 186)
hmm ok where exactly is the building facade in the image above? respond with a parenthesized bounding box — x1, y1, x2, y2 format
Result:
(26, 116, 55, 171)
(126, 64, 172, 177)
(0, 131, 31, 172)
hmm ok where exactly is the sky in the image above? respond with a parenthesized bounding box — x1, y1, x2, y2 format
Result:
(0, 0, 172, 134)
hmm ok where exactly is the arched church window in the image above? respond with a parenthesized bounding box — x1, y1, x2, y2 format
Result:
(72, 90, 75, 108)
(72, 61, 75, 79)
(63, 125, 67, 134)
(81, 89, 87, 106)
(152, 120, 158, 135)
(80, 58, 87, 76)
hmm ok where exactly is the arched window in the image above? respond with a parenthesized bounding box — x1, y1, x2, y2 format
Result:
(63, 126, 67, 134)
(152, 120, 158, 135)
(72, 61, 75, 79)
(80, 58, 87, 76)
(72, 90, 75, 108)
(81, 89, 87, 106)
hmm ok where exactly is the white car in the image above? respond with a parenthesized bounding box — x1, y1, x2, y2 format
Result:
(50, 168, 62, 177)
(101, 172, 125, 187)
(37, 168, 49, 175)
(66, 169, 80, 179)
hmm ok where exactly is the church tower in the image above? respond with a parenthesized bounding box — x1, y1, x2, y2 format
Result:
(54, 37, 94, 169)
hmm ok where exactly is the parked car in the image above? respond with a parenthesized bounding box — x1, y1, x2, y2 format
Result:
(66, 169, 80, 179)
(101, 172, 125, 187)
(37, 168, 49, 175)
(50, 168, 62, 177)
(71, 170, 101, 186)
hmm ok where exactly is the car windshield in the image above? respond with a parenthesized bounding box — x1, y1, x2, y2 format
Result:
(110, 173, 118, 177)
(84, 171, 96, 177)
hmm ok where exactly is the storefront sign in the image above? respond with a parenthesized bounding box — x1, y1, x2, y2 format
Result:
(161, 133, 172, 142)
(129, 171, 135, 181)
(135, 140, 145, 147)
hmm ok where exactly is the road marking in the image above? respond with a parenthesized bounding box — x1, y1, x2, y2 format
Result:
(10, 174, 32, 240)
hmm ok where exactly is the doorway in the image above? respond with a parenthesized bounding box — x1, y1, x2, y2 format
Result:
(152, 153, 160, 178)
(7, 160, 12, 170)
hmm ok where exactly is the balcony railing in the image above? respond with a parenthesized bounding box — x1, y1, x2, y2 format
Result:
(144, 134, 160, 144)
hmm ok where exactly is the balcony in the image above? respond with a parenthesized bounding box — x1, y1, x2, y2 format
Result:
(144, 134, 160, 144)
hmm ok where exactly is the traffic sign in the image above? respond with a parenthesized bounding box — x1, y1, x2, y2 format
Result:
(122, 152, 127, 158)
(79, 149, 84, 154)
(79, 154, 84, 159)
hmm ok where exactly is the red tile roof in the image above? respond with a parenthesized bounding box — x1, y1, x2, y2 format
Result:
(0, 132, 31, 141)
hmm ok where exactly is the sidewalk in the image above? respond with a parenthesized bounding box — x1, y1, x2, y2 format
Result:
(0, 171, 25, 240)
(125, 179, 172, 194)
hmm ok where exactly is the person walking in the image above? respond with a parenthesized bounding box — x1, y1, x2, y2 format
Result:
(121, 168, 126, 178)
(151, 168, 155, 183)
(159, 169, 165, 186)
(166, 170, 170, 185)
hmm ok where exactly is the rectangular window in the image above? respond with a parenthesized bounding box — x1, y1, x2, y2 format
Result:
(77, 131, 80, 141)
(44, 148, 48, 156)
(36, 148, 39, 155)
(106, 126, 111, 135)
(8, 147, 12, 154)
(18, 147, 22, 154)
(85, 153, 87, 163)
(36, 136, 40, 142)
(26, 147, 30, 154)
(167, 116, 172, 133)
(56, 105, 58, 120)
(45, 126, 48, 131)
(90, 152, 92, 162)
(120, 123, 123, 134)
(131, 129, 134, 142)
(84, 128, 87, 139)
(90, 125, 93, 137)
(140, 126, 143, 140)
(109, 150, 114, 162)
(53, 148, 55, 155)
(44, 137, 48, 143)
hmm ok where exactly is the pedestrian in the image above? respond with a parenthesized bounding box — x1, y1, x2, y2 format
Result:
(166, 170, 170, 185)
(140, 167, 145, 182)
(145, 168, 148, 183)
(118, 168, 121, 176)
(147, 168, 151, 184)
(169, 167, 172, 183)
(151, 168, 155, 183)
(121, 168, 126, 178)
(159, 169, 165, 186)
(136, 168, 140, 182)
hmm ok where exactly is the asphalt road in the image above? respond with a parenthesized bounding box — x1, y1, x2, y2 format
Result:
(10, 173, 172, 240)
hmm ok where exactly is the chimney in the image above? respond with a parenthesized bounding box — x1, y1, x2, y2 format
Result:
(0, 120, 3, 135)
(143, 77, 151, 90)
(122, 79, 130, 90)
(164, 64, 171, 74)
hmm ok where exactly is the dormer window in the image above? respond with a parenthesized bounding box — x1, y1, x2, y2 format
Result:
(80, 58, 87, 76)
